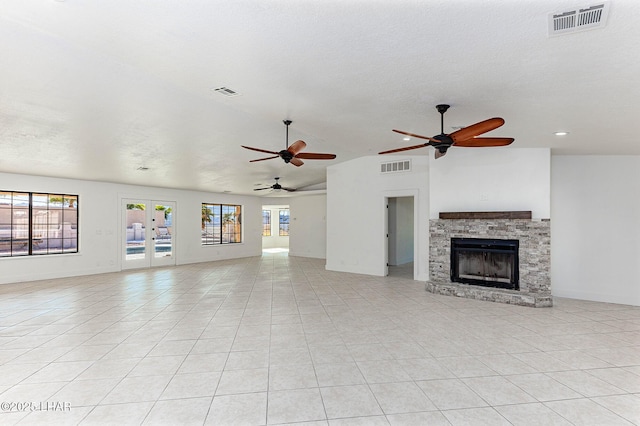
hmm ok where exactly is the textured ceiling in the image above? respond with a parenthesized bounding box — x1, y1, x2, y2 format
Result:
(1, 1, 639, 195)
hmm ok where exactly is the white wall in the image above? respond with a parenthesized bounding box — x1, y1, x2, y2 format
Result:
(429, 148, 551, 219)
(0, 172, 262, 284)
(551, 156, 640, 306)
(326, 155, 429, 280)
(288, 194, 327, 259)
(260, 204, 289, 249)
(388, 197, 414, 266)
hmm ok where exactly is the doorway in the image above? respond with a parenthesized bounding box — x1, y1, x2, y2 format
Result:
(261, 204, 289, 253)
(122, 199, 176, 269)
(386, 196, 415, 278)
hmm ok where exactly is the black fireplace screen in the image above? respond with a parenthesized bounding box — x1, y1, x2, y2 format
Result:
(450, 238, 519, 290)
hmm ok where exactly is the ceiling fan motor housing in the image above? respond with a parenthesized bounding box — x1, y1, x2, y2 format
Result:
(279, 150, 294, 162)
(433, 134, 453, 149)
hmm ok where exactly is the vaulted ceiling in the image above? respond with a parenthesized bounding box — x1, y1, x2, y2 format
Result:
(1, 1, 639, 195)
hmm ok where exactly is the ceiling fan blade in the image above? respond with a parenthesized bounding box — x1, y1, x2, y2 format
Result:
(241, 145, 279, 155)
(379, 143, 429, 154)
(449, 118, 505, 142)
(294, 153, 336, 160)
(392, 129, 440, 143)
(249, 155, 280, 162)
(454, 137, 515, 147)
(287, 140, 307, 156)
(253, 187, 272, 191)
(282, 187, 297, 192)
(289, 158, 304, 167)
(434, 149, 447, 159)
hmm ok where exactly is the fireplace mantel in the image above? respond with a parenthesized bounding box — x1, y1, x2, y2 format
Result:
(439, 211, 532, 220)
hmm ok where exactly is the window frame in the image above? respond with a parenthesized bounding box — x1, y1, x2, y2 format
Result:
(262, 209, 271, 236)
(279, 208, 290, 236)
(0, 191, 79, 257)
(201, 203, 242, 245)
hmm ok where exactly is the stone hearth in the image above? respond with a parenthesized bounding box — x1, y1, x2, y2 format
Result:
(428, 215, 552, 307)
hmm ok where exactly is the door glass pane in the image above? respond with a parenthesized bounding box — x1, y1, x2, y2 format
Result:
(126, 203, 147, 260)
(154, 204, 172, 258)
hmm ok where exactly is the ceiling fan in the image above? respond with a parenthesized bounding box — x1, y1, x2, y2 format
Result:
(254, 177, 296, 192)
(242, 120, 337, 167)
(379, 104, 514, 159)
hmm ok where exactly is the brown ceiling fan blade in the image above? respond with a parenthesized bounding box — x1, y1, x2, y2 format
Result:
(454, 137, 515, 147)
(379, 143, 429, 155)
(282, 187, 297, 192)
(287, 140, 307, 156)
(294, 153, 336, 160)
(241, 145, 279, 155)
(289, 158, 304, 167)
(253, 187, 272, 191)
(249, 155, 280, 162)
(449, 118, 505, 143)
(392, 129, 440, 143)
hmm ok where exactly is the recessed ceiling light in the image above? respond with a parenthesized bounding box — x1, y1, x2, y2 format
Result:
(403, 137, 411, 141)
(554, 131, 569, 136)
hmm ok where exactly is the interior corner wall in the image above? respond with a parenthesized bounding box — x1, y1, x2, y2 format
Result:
(551, 156, 640, 306)
(288, 194, 327, 259)
(0, 172, 263, 285)
(429, 148, 551, 219)
(326, 155, 429, 280)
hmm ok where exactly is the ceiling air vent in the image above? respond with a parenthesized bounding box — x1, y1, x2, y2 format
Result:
(381, 160, 411, 174)
(213, 86, 241, 97)
(549, 2, 609, 36)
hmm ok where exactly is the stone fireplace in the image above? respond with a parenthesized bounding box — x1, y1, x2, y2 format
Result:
(428, 211, 552, 307)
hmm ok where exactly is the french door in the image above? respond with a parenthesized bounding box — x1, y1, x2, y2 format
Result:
(122, 199, 176, 269)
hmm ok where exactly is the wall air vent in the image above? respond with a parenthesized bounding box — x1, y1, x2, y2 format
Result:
(549, 2, 609, 36)
(381, 159, 411, 174)
(213, 86, 241, 97)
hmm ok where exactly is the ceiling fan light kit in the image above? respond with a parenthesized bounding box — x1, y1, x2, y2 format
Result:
(379, 104, 514, 159)
(242, 120, 337, 167)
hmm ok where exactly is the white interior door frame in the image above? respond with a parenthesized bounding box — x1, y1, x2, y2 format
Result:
(383, 189, 419, 280)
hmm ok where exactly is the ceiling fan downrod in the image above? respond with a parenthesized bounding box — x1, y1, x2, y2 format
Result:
(283, 120, 292, 149)
(436, 104, 449, 135)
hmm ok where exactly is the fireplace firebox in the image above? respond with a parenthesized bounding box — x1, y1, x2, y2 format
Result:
(450, 238, 519, 290)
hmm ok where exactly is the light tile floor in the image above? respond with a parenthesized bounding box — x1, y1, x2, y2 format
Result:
(1, 253, 639, 425)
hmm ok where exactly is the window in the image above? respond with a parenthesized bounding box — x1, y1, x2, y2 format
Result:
(0, 191, 79, 257)
(279, 209, 290, 236)
(201, 203, 242, 245)
(262, 210, 271, 236)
